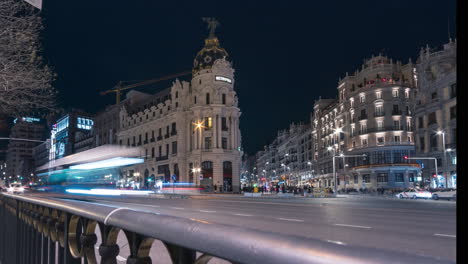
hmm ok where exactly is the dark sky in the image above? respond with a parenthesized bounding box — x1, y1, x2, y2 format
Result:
(40, 0, 456, 155)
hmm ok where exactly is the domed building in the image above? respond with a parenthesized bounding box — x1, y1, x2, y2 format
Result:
(118, 19, 242, 192)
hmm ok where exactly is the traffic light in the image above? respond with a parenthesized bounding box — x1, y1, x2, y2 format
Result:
(404, 156, 408, 160)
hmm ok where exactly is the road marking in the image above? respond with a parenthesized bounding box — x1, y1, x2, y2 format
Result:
(234, 213, 253, 217)
(278, 218, 304, 222)
(327, 240, 347, 245)
(200, 210, 216, 213)
(171, 207, 185, 210)
(434, 233, 456, 238)
(190, 218, 211, 224)
(334, 224, 372, 229)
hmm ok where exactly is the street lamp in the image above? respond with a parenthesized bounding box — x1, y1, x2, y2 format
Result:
(436, 130, 448, 188)
(327, 146, 337, 193)
(193, 119, 206, 187)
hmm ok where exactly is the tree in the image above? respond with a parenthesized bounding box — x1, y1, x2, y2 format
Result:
(0, 0, 56, 117)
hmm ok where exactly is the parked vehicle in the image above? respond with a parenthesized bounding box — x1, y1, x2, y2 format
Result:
(432, 188, 456, 200)
(396, 188, 432, 199)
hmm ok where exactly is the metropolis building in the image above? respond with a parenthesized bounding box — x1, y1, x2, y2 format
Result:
(414, 40, 456, 188)
(117, 28, 242, 192)
(312, 55, 421, 191)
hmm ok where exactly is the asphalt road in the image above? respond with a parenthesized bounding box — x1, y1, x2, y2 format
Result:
(27, 192, 457, 263)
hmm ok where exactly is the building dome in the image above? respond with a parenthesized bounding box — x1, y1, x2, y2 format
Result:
(193, 37, 229, 75)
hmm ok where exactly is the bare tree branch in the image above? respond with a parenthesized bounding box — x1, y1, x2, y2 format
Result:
(0, 0, 57, 117)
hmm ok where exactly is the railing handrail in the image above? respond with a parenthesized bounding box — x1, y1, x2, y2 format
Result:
(0, 193, 453, 264)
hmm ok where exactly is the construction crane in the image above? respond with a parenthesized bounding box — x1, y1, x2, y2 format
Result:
(100, 71, 192, 104)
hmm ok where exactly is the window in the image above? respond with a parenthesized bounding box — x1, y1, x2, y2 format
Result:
(204, 137, 211, 149)
(393, 120, 400, 130)
(450, 106, 456, 119)
(450, 84, 456, 98)
(430, 136, 438, 150)
(376, 91, 382, 99)
(350, 99, 354, 108)
(418, 117, 424, 128)
(405, 90, 409, 98)
(407, 136, 412, 142)
(394, 136, 401, 142)
(222, 117, 228, 131)
(363, 174, 371, 183)
(351, 126, 355, 136)
(394, 173, 404, 182)
(408, 173, 415, 182)
(392, 89, 399, 97)
(352, 141, 356, 148)
(222, 137, 228, 149)
(428, 112, 437, 125)
(172, 142, 177, 154)
(194, 96, 197, 104)
(206, 93, 210, 104)
(377, 120, 383, 129)
(360, 123, 367, 134)
(377, 137, 384, 144)
(361, 138, 368, 146)
(360, 95, 365, 103)
(375, 105, 383, 115)
(175, 91, 178, 98)
(431, 92, 438, 100)
(354, 175, 358, 183)
(377, 173, 388, 183)
(171, 123, 177, 134)
(222, 94, 226, 104)
(419, 136, 425, 152)
(151, 148, 155, 158)
(392, 105, 400, 115)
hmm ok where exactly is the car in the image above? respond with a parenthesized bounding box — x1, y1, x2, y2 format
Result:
(7, 184, 24, 194)
(432, 188, 456, 200)
(396, 189, 432, 199)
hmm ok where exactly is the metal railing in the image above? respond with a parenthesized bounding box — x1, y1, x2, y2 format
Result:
(0, 193, 453, 264)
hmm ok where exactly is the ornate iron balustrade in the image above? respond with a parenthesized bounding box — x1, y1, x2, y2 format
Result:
(0, 193, 452, 264)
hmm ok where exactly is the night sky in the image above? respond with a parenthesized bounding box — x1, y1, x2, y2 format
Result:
(40, 0, 456, 155)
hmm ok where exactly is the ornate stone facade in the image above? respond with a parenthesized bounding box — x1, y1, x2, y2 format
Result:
(312, 55, 421, 191)
(414, 40, 456, 188)
(117, 32, 242, 192)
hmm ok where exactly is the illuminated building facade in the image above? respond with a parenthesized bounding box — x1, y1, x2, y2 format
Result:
(50, 111, 94, 160)
(313, 55, 421, 191)
(118, 29, 242, 192)
(414, 40, 456, 188)
(5, 117, 47, 183)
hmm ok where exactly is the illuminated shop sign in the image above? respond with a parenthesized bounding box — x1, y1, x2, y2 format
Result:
(215, 76, 232, 84)
(13, 117, 40, 123)
(77, 117, 93, 130)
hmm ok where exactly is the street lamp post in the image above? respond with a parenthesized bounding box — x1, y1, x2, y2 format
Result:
(327, 146, 337, 193)
(193, 120, 205, 188)
(437, 130, 448, 188)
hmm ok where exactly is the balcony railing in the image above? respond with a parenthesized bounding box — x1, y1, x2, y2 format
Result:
(156, 155, 168, 161)
(157, 136, 162, 141)
(392, 110, 402, 116)
(150, 138, 155, 142)
(374, 112, 385, 117)
(358, 115, 368, 121)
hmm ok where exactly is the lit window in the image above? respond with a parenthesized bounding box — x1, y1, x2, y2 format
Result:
(360, 95, 365, 103)
(392, 89, 399, 98)
(376, 91, 382, 99)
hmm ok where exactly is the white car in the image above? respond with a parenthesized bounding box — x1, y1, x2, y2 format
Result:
(431, 189, 456, 200)
(396, 189, 432, 199)
(7, 184, 24, 194)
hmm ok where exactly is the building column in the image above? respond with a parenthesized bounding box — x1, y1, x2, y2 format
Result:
(217, 115, 222, 148)
(213, 114, 218, 149)
(213, 160, 223, 190)
(232, 159, 240, 193)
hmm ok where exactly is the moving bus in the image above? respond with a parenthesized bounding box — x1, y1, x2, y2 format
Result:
(35, 145, 144, 193)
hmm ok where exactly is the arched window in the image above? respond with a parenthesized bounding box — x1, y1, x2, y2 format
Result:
(222, 94, 226, 104)
(206, 93, 210, 104)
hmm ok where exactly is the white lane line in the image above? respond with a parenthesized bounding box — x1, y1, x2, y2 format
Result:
(334, 224, 372, 229)
(327, 240, 347, 245)
(234, 213, 253, 217)
(200, 210, 216, 213)
(434, 233, 456, 238)
(278, 218, 304, 222)
(171, 207, 185, 210)
(117, 255, 127, 261)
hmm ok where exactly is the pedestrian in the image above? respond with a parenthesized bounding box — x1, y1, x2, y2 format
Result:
(214, 184, 217, 193)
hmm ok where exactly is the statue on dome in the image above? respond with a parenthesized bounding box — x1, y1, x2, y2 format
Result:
(202, 17, 219, 38)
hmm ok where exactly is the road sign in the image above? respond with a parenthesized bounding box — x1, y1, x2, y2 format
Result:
(171, 174, 177, 181)
(199, 175, 203, 180)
